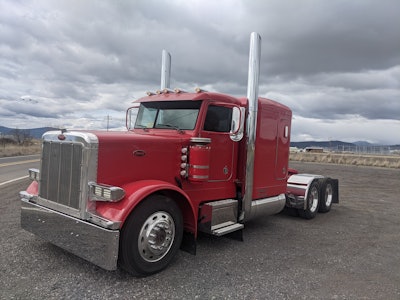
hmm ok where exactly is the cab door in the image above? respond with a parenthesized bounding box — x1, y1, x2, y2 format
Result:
(200, 104, 237, 181)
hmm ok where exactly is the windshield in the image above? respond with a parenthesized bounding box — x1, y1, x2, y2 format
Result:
(135, 100, 202, 130)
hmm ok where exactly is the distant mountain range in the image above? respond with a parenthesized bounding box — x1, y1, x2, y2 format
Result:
(0, 126, 58, 139)
(291, 140, 353, 148)
(1, 126, 399, 149)
(290, 140, 400, 150)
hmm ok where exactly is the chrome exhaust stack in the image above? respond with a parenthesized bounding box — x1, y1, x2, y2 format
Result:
(161, 49, 171, 90)
(240, 32, 262, 222)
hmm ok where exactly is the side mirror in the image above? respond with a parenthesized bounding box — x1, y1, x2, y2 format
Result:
(230, 106, 245, 142)
(126, 104, 140, 130)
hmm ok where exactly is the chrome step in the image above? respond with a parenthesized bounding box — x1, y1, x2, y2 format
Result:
(211, 221, 244, 236)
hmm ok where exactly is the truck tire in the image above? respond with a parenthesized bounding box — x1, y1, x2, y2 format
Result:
(118, 194, 183, 276)
(298, 180, 320, 220)
(318, 178, 334, 213)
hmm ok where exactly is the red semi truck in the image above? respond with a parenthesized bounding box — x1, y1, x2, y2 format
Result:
(20, 33, 338, 276)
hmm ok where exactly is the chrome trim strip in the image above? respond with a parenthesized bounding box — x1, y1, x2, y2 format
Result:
(21, 198, 119, 271)
(191, 175, 209, 179)
(191, 165, 209, 169)
(42, 130, 98, 145)
(190, 137, 211, 144)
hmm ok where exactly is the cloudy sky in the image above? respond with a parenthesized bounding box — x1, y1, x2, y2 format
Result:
(1, 0, 399, 144)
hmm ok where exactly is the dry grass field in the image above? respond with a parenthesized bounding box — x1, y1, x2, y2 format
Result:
(290, 151, 400, 169)
(0, 141, 41, 158)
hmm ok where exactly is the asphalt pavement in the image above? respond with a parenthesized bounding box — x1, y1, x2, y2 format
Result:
(0, 155, 40, 187)
(1, 162, 399, 299)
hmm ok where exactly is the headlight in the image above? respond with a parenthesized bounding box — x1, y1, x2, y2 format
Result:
(89, 182, 125, 202)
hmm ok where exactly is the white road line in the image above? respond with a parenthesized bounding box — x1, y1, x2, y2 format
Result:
(0, 175, 29, 187)
(0, 159, 40, 168)
(0, 154, 40, 161)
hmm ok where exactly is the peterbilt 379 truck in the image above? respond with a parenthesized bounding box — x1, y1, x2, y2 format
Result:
(20, 33, 338, 276)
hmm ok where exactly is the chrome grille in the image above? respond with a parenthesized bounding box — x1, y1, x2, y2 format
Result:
(40, 141, 83, 209)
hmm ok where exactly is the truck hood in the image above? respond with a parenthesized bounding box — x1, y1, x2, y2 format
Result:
(92, 130, 189, 187)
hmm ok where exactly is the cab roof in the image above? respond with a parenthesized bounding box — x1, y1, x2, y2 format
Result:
(133, 90, 291, 113)
(134, 91, 243, 106)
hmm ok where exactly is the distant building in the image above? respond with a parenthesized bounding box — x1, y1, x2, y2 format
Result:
(305, 147, 324, 153)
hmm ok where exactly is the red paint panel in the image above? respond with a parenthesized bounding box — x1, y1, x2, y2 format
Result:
(188, 144, 210, 181)
(252, 98, 292, 199)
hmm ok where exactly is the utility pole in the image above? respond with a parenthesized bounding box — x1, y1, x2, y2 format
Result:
(106, 115, 112, 131)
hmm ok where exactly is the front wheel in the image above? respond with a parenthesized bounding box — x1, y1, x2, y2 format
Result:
(118, 194, 183, 276)
(298, 180, 320, 220)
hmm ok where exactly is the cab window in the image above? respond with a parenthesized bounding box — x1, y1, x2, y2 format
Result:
(204, 105, 232, 132)
(135, 101, 201, 130)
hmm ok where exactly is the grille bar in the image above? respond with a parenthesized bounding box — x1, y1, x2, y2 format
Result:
(40, 141, 83, 209)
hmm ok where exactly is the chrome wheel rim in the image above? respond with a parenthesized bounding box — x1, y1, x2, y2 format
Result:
(138, 211, 175, 262)
(325, 183, 333, 207)
(309, 186, 319, 212)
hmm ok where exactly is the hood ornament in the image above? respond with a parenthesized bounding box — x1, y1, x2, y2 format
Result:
(58, 128, 67, 140)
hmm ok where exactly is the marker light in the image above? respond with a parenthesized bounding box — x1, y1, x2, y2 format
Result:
(195, 87, 207, 93)
(174, 88, 187, 93)
(146, 91, 155, 96)
(28, 168, 40, 181)
(180, 147, 189, 178)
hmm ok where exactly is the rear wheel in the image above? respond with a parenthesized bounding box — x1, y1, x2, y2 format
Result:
(319, 178, 334, 213)
(119, 194, 183, 276)
(299, 180, 320, 220)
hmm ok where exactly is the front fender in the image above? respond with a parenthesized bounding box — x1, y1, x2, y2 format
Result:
(95, 180, 197, 234)
(287, 174, 324, 197)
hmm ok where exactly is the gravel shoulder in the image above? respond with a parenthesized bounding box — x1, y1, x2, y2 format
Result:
(1, 162, 399, 299)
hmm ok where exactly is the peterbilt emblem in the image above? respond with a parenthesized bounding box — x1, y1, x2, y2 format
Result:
(133, 150, 146, 157)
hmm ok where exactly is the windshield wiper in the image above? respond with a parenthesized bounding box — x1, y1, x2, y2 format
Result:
(156, 123, 180, 130)
(156, 123, 186, 134)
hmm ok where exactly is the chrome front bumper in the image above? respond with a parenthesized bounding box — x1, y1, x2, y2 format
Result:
(21, 197, 120, 271)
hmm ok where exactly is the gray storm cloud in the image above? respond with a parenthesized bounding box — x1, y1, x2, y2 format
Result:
(0, 0, 399, 144)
